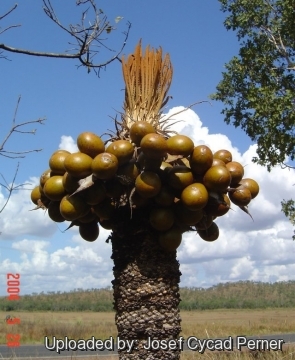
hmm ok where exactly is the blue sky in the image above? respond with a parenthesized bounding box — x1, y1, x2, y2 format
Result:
(0, 1, 294, 296)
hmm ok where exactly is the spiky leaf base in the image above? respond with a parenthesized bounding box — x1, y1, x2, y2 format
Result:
(111, 206, 182, 359)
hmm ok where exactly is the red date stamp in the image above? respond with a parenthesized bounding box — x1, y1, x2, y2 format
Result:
(6, 273, 21, 347)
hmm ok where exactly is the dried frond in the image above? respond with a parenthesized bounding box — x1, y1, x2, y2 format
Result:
(121, 40, 173, 130)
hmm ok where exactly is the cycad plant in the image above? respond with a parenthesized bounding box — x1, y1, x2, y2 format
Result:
(31, 41, 259, 359)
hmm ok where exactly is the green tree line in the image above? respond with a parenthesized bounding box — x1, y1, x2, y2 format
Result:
(2, 281, 295, 312)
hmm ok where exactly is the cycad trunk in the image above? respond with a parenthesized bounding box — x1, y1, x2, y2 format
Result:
(110, 206, 182, 359)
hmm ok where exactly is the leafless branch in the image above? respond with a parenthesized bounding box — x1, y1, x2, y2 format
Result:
(0, 162, 31, 214)
(0, 95, 46, 159)
(0, 149, 43, 159)
(0, 24, 21, 36)
(0, 3, 18, 21)
(0, 96, 45, 214)
(0, 51, 10, 61)
(0, 163, 18, 214)
(0, 43, 86, 59)
(281, 162, 295, 170)
(0, 0, 131, 74)
(0, 4, 21, 41)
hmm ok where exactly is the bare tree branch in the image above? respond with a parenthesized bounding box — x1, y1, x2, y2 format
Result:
(0, 43, 87, 59)
(0, 24, 21, 37)
(0, 162, 32, 214)
(0, 0, 132, 215)
(0, 0, 131, 75)
(0, 95, 46, 158)
(0, 3, 18, 21)
(0, 96, 45, 214)
(0, 162, 19, 214)
(0, 4, 21, 45)
(281, 162, 295, 170)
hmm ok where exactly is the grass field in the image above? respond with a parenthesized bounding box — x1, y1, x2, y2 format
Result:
(1, 309, 294, 359)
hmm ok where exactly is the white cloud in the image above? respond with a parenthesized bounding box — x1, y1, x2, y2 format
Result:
(1, 228, 113, 295)
(1, 108, 295, 295)
(58, 135, 78, 153)
(0, 178, 56, 240)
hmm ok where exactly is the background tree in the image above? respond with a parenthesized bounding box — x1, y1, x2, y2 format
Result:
(211, 0, 295, 235)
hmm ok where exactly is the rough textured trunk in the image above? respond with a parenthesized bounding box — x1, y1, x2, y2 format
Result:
(110, 206, 182, 359)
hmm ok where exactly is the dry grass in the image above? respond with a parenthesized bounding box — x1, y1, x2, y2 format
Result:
(180, 308, 295, 339)
(1, 308, 294, 345)
(1, 309, 294, 359)
(0, 311, 117, 344)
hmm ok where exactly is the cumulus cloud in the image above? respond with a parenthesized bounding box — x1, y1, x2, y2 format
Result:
(0, 177, 56, 240)
(1, 228, 113, 295)
(58, 135, 78, 153)
(1, 108, 295, 295)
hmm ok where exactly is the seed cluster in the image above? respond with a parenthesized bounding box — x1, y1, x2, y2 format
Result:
(31, 125, 259, 249)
